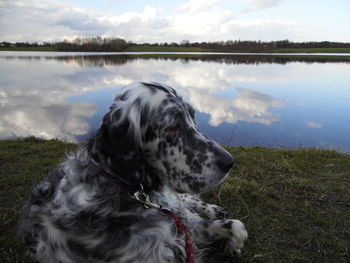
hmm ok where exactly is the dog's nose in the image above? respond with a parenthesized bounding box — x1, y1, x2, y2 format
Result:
(216, 153, 234, 173)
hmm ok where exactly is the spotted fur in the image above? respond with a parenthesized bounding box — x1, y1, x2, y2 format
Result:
(19, 82, 247, 263)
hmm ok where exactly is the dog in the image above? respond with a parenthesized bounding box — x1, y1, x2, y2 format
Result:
(20, 82, 248, 263)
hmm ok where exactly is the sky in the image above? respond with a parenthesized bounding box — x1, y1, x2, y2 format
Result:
(1, 0, 350, 43)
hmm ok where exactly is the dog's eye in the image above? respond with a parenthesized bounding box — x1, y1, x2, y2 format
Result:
(165, 122, 182, 132)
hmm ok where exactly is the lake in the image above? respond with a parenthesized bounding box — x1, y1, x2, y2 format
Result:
(0, 51, 349, 153)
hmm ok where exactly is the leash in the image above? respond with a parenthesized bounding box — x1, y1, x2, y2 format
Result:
(161, 209, 195, 263)
(130, 185, 195, 263)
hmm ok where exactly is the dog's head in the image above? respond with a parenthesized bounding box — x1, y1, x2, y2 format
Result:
(90, 82, 233, 194)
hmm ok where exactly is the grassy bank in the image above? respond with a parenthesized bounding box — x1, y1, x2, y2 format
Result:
(0, 138, 349, 262)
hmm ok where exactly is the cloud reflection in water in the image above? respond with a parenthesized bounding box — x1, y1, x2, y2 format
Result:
(0, 56, 99, 142)
(1, 53, 349, 152)
(185, 87, 282, 126)
(0, 54, 288, 142)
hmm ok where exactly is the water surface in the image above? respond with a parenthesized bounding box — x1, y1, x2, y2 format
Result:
(1, 52, 349, 153)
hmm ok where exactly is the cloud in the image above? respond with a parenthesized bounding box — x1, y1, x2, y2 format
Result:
(241, 0, 283, 13)
(179, 0, 224, 13)
(221, 19, 306, 41)
(0, 0, 317, 43)
(171, 8, 234, 40)
(305, 120, 322, 129)
(0, 0, 169, 42)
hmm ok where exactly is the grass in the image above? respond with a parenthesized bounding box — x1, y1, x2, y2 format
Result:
(123, 46, 218, 52)
(1, 137, 349, 262)
(272, 47, 350, 53)
(205, 147, 350, 263)
(124, 46, 350, 54)
(0, 47, 56, 52)
(0, 138, 76, 263)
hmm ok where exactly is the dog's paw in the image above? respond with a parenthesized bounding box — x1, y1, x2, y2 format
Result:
(192, 203, 229, 220)
(223, 219, 248, 255)
(210, 205, 230, 220)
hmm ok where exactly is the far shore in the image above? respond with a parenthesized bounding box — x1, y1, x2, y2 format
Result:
(1, 46, 350, 54)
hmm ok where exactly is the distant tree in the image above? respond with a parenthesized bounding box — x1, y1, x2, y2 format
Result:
(8, 38, 348, 52)
(180, 40, 190, 47)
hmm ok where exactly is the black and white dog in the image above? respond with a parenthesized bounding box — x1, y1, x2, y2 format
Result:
(20, 82, 248, 263)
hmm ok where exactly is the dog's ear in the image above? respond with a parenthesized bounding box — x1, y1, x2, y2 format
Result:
(91, 104, 145, 191)
(185, 102, 196, 121)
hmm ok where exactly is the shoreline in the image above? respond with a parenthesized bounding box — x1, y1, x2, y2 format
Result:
(1, 46, 350, 54)
(1, 50, 350, 62)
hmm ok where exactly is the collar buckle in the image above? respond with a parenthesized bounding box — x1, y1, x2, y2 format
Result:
(130, 184, 162, 209)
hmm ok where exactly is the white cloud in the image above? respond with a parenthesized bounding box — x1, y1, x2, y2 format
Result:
(221, 19, 306, 41)
(179, 0, 224, 13)
(241, 0, 283, 12)
(171, 8, 234, 40)
(0, 1, 169, 42)
(0, 0, 318, 43)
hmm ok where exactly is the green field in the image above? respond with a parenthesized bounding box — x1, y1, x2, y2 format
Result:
(272, 47, 350, 53)
(123, 45, 218, 52)
(124, 46, 350, 54)
(1, 138, 349, 263)
(0, 46, 56, 52)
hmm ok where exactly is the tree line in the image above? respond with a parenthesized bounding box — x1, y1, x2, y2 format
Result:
(1, 38, 350, 52)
